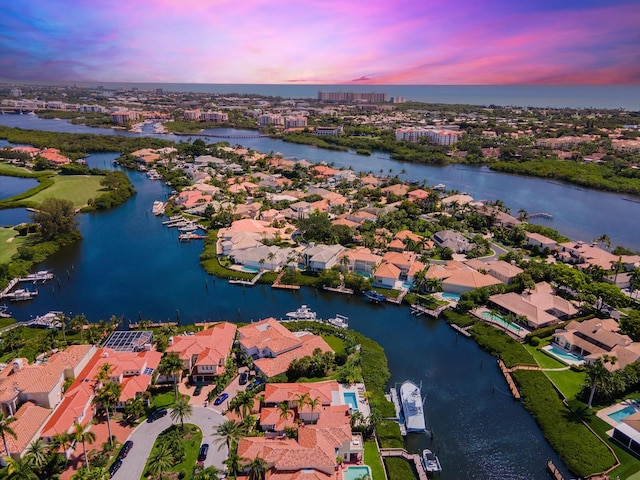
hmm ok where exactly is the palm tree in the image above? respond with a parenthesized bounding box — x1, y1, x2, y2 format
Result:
(192, 466, 223, 480)
(586, 355, 617, 408)
(629, 267, 640, 299)
(0, 412, 18, 457)
(49, 432, 73, 457)
(214, 419, 245, 453)
(246, 456, 268, 480)
(4, 456, 37, 480)
(293, 392, 310, 413)
(170, 395, 193, 430)
(146, 442, 175, 477)
(93, 363, 112, 387)
(25, 438, 48, 472)
(223, 451, 246, 479)
(93, 381, 122, 447)
(158, 354, 184, 402)
(70, 314, 89, 343)
(277, 401, 292, 423)
(70, 466, 110, 480)
(71, 422, 96, 470)
(229, 390, 254, 420)
(306, 396, 321, 424)
(55, 312, 68, 345)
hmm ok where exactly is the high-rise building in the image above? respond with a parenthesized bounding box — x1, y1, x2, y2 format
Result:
(318, 91, 387, 103)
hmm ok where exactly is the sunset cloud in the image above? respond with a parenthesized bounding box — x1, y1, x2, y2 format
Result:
(0, 0, 637, 84)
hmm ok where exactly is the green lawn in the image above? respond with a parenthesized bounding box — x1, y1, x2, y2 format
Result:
(364, 440, 385, 480)
(142, 424, 202, 480)
(29, 175, 104, 207)
(0, 228, 27, 263)
(322, 334, 345, 353)
(523, 345, 586, 400)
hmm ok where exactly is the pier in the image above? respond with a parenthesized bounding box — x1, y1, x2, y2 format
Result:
(450, 323, 472, 337)
(0, 270, 54, 300)
(271, 270, 300, 290)
(386, 387, 407, 436)
(228, 270, 265, 286)
(322, 285, 353, 295)
(410, 303, 448, 318)
(379, 448, 428, 480)
(497, 359, 520, 400)
(546, 460, 564, 480)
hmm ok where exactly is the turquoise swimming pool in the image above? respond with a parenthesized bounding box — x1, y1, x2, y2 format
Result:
(240, 266, 260, 273)
(343, 465, 371, 480)
(343, 391, 359, 412)
(481, 311, 524, 333)
(544, 344, 584, 364)
(441, 292, 461, 301)
(609, 405, 639, 423)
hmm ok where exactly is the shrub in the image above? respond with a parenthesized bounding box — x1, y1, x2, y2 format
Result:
(529, 336, 541, 347)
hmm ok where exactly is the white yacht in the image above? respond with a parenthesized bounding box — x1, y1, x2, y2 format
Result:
(400, 380, 427, 433)
(421, 449, 442, 472)
(286, 305, 317, 320)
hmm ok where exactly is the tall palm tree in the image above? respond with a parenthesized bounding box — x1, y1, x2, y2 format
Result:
(223, 451, 245, 479)
(70, 314, 89, 343)
(72, 422, 96, 469)
(293, 392, 310, 413)
(93, 381, 122, 447)
(629, 267, 640, 299)
(70, 466, 110, 480)
(146, 442, 175, 478)
(192, 466, 223, 480)
(306, 396, 321, 424)
(25, 438, 48, 471)
(277, 401, 292, 424)
(158, 354, 185, 402)
(0, 412, 18, 458)
(93, 363, 112, 387)
(214, 419, 245, 453)
(230, 390, 254, 420)
(246, 456, 268, 480)
(170, 395, 193, 430)
(49, 432, 73, 457)
(586, 355, 617, 408)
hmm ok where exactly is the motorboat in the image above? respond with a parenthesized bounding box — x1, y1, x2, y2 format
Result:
(152, 201, 166, 215)
(421, 449, 442, 472)
(364, 290, 386, 303)
(286, 305, 317, 320)
(400, 380, 427, 433)
(327, 314, 348, 329)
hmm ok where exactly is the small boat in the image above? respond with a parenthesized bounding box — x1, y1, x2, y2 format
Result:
(0, 304, 11, 319)
(22, 270, 54, 283)
(152, 201, 166, 215)
(364, 291, 386, 303)
(178, 233, 206, 242)
(178, 223, 198, 232)
(8, 288, 38, 302)
(421, 449, 442, 473)
(327, 314, 348, 329)
(286, 305, 317, 320)
(400, 380, 427, 433)
(433, 183, 446, 191)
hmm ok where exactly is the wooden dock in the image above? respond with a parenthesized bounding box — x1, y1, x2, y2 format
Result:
(380, 448, 428, 480)
(546, 460, 564, 480)
(322, 285, 353, 295)
(228, 270, 265, 286)
(271, 270, 301, 290)
(410, 303, 448, 318)
(450, 323, 472, 337)
(498, 359, 520, 400)
(387, 388, 406, 436)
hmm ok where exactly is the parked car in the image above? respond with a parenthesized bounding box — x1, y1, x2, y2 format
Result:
(247, 377, 265, 391)
(239, 372, 248, 385)
(109, 459, 122, 478)
(213, 392, 229, 406)
(147, 407, 168, 423)
(198, 443, 209, 462)
(193, 385, 203, 396)
(118, 440, 133, 459)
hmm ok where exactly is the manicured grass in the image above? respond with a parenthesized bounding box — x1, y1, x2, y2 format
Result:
(322, 334, 345, 353)
(470, 322, 536, 368)
(143, 424, 202, 480)
(0, 318, 16, 329)
(384, 457, 415, 480)
(587, 412, 640, 480)
(150, 389, 177, 410)
(29, 175, 104, 208)
(545, 369, 587, 401)
(0, 228, 27, 263)
(524, 344, 565, 369)
(364, 440, 385, 480)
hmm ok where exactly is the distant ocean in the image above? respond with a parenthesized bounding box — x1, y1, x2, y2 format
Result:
(65, 83, 640, 110)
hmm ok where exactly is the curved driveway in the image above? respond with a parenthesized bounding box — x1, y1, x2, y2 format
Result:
(112, 406, 228, 480)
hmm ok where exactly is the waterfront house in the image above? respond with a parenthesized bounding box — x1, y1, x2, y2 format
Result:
(489, 282, 578, 329)
(427, 261, 502, 294)
(231, 244, 294, 271)
(373, 262, 401, 288)
(301, 244, 346, 272)
(164, 322, 236, 384)
(553, 318, 640, 371)
(338, 247, 382, 275)
(407, 188, 430, 202)
(3, 401, 51, 460)
(465, 259, 524, 285)
(526, 232, 557, 250)
(237, 318, 333, 378)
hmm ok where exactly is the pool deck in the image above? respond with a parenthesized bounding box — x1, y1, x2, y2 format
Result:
(596, 398, 640, 427)
(540, 344, 585, 366)
(337, 383, 371, 419)
(472, 307, 529, 340)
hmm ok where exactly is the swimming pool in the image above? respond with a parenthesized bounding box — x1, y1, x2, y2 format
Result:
(343, 391, 359, 412)
(608, 405, 639, 423)
(441, 292, 461, 301)
(481, 311, 524, 333)
(240, 266, 260, 273)
(343, 465, 371, 480)
(543, 344, 584, 365)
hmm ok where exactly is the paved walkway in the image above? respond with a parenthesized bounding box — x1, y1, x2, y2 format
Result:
(112, 406, 227, 480)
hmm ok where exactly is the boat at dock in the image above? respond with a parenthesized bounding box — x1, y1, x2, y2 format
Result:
(433, 183, 446, 191)
(421, 449, 442, 473)
(0, 304, 11, 318)
(178, 223, 199, 232)
(152, 200, 166, 215)
(178, 233, 206, 242)
(400, 380, 427, 433)
(7, 288, 39, 302)
(327, 314, 349, 329)
(21, 270, 54, 283)
(364, 290, 386, 303)
(286, 305, 317, 320)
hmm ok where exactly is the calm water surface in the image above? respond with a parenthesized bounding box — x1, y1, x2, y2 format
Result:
(2, 151, 571, 479)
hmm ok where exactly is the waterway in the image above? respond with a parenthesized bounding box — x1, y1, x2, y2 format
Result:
(0, 114, 639, 250)
(0, 150, 571, 479)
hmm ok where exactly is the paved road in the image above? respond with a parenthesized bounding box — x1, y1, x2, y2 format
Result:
(112, 406, 227, 480)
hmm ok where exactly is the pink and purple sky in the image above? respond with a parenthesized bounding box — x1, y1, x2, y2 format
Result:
(1, 0, 639, 85)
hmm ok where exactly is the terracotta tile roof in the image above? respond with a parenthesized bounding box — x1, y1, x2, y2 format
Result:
(374, 262, 401, 280)
(41, 383, 94, 438)
(260, 407, 297, 431)
(5, 401, 51, 455)
(263, 381, 339, 406)
(167, 322, 236, 370)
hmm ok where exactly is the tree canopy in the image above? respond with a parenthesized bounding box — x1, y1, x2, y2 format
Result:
(30, 197, 79, 241)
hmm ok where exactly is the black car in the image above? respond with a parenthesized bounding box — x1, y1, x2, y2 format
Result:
(147, 407, 168, 423)
(193, 385, 203, 396)
(238, 372, 248, 385)
(109, 459, 122, 478)
(118, 440, 133, 459)
(198, 443, 209, 462)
